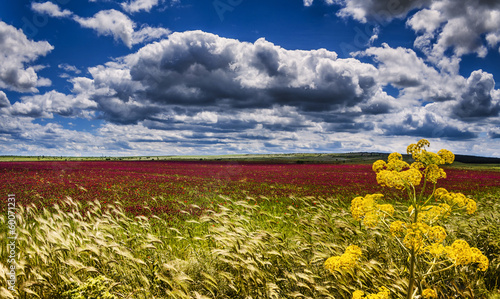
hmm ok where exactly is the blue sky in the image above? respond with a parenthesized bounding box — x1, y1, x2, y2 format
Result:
(0, 0, 499, 157)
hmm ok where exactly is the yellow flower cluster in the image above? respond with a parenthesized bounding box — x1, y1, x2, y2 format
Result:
(434, 188, 477, 214)
(387, 153, 409, 171)
(428, 225, 447, 243)
(373, 151, 424, 189)
(375, 168, 422, 189)
(389, 220, 406, 238)
(402, 222, 430, 251)
(445, 240, 489, 271)
(372, 154, 410, 174)
(422, 289, 437, 299)
(425, 164, 447, 183)
(423, 239, 489, 271)
(406, 139, 430, 161)
(372, 160, 387, 173)
(396, 225, 488, 271)
(406, 139, 455, 166)
(417, 203, 451, 223)
(437, 149, 455, 164)
(404, 139, 455, 184)
(424, 243, 446, 257)
(410, 161, 424, 170)
(351, 194, 394, 228)
(390, 221, 447, 252)
(325, 245, 362, 272)
(420, 151, 446, 166)
(352, 287, 390, 299)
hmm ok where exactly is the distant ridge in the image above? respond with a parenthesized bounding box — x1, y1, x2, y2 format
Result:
(453, 154, 500, 164)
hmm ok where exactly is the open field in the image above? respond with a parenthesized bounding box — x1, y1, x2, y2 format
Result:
(1, 160, 499, 298)
(0, 160, 499, 217)
(0, 153, 393, 164)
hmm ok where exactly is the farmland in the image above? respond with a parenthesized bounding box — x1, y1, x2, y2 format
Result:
(0, 160, 499, 217)
(1, 158, 500, 298)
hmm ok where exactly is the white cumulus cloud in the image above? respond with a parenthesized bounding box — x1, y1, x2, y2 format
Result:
(132, 25, 171, 45)
(74, 9, 136, 48)
(121, 0, 160, 13)
(407, 0, 500, 62)
(9, 90, 97, 119)
(307, 0, 500, 72)
(0, 21, 53, 92)
(58, 63, 81, 74)
(303, 0, 314, 6)
(356, 43, 500, 123)
(31, 1, 73, 18)
(73, 9, 170, 48)
(0, 91, 10, 108)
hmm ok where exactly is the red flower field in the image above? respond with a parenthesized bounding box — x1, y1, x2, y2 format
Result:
(1, 161, 499, 217)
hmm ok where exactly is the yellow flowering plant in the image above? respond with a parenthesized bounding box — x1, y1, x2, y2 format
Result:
(324, 245, 363, 273)
(352, 287, 390, 299)
(326, 139, 489, 298)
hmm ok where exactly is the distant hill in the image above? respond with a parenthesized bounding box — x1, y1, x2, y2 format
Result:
(453, 154, 500, 164)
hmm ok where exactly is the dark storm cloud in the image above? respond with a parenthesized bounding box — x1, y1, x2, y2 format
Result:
(94, 96, 161, 125)
(489, 130, 500, 139)
(142, 105, 316, 135)
(81, 31, 381, 125)
(261, 122, 311, 132)
(325, 121, 375, 133)
(451, 70, 500, 120)
(236, 133, 274, 141)
(252, 46, 282, 77)
(360, 100, 392, 114)
(382, 111, 477, 139)
(142, 118, 258, 133)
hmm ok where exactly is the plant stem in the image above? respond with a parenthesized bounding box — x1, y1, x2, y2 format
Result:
(406, 184, 420, 299)
(422, 184, 437, 207)
(407, 247, 416, 299)
(419, 170, 428, 202)
(424, 264, 456, 276)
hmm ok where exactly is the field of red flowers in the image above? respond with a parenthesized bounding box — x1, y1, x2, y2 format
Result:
(1, 161, 499, 217)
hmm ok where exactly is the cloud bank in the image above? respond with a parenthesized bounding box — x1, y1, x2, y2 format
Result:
(1, 30, 497, 156)
(2, 0, 500, 157)
(310, 0, 500, 73)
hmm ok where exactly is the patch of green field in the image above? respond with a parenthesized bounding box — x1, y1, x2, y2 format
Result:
(2, 153, 499, 167)
(447, 162, 500, 171)
(0, 152, 391, 164)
